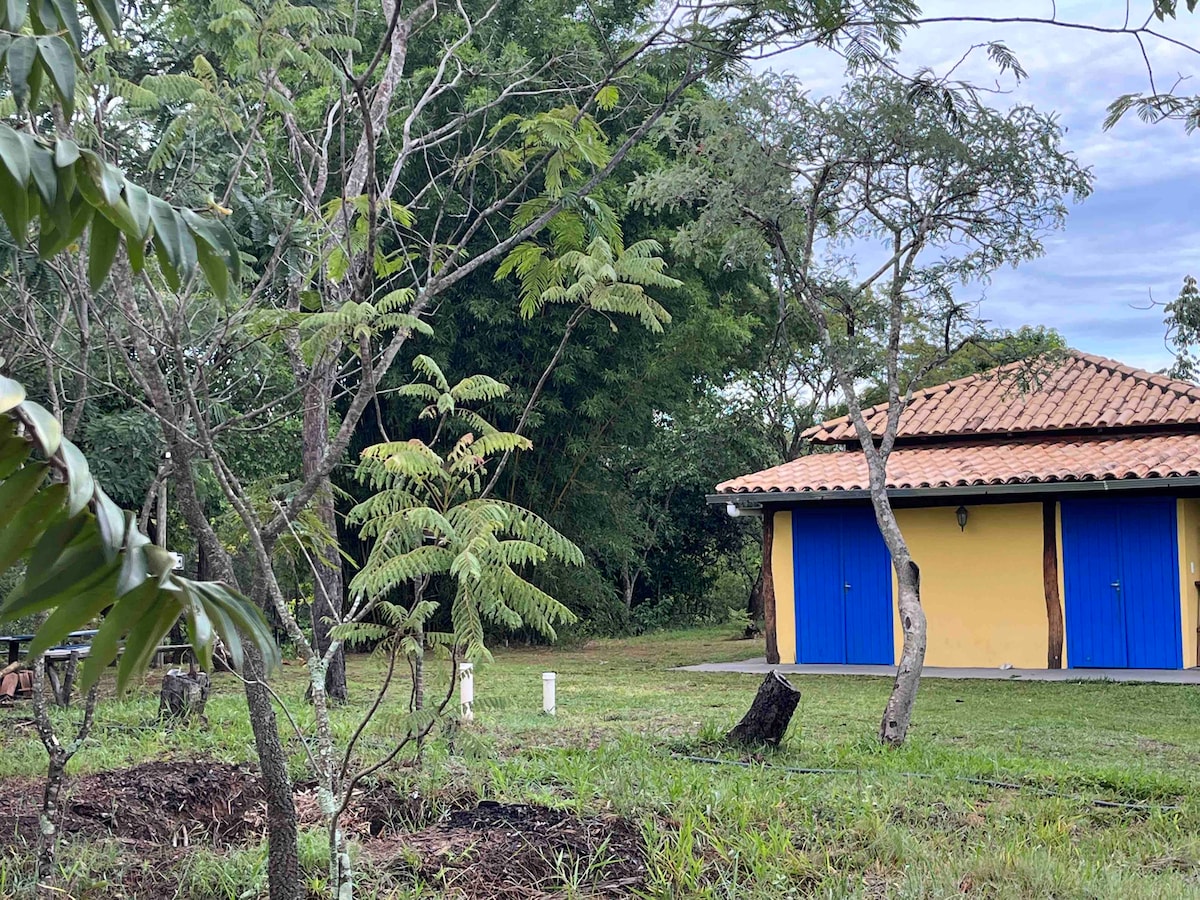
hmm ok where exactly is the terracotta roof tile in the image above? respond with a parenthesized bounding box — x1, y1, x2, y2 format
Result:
(716, 433, 1200, 494)
(804, 351, 1200, 443)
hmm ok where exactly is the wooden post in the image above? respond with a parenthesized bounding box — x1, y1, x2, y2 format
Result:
(1042, 500, 1064, 669)
(762, 512, 779, 665)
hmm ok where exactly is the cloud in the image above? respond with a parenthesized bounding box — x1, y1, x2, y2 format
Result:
(770, 0, 1200, 372)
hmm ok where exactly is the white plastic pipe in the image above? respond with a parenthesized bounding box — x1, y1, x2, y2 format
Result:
(542, 671, 556, 716)
(459, 662, 474, 722)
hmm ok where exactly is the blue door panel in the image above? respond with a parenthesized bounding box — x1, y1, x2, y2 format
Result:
(1062, 499, 1125, 667)
(1062, 497, 1181, 669)
(792, 507, 893, 665)
(792, 509, 846, 663)
(1118, 499, 1182, 669)
(841, 508, 895, 665)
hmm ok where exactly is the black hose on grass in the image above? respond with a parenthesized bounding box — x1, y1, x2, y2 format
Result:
(670, 753, 1180, 813)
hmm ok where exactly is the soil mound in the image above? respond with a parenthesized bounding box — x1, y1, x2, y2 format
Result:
(376, 799, 648, 898)
(0, 760, 262, 846)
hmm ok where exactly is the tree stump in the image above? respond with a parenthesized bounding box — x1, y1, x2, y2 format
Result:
(159, 668, 211, 721)
(727, 671, 801, 747)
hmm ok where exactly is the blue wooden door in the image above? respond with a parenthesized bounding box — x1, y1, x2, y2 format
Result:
(1117, 499, 1182, 668)
(792, 508, 848, 664)
(1061, 498, 1181, 669)
(792, 507, 893, 664)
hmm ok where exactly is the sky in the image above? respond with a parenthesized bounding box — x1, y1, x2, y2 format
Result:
(771, 1, 1200, 372)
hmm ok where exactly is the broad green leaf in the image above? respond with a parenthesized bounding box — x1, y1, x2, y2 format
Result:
(57, 437, 93, 516)
(123, 181, 151, 238)
(182, 208, 239, 291)
(144, 544, 176, 578)
(28, 144, 56, 206)
(0, 461, 49, 522)
(196, 584, 241, 668)
(149, 196, 196, 278)
(35, 36, 74, 119)
(79, 149, 123, 206)
(0, 125, 30, 185)
(94, 196, 140, 239)
(116, 592, 181, 688)
(53, 136, 79, 168)
(184, 597, 215, 672)
(38, 198, 91, 259)
(92, 486, 124, 559)
(87, 214, 120, 290)
(154, 237, 182, 290)
(25, 45, 42, 109)
(116, 513, 151, 595)
(194, 240, 229, 300)
(26, 507, 85, 576)
(79, 578, 159, 692)
(24, 564, 120, 659)
(3, 537, 112, 618)
(0, 482, 65, 575)
(6, 36, 36, 109)
(0, 428, 31, 480)
(0, 165, 30, 244)
(50, 0, 81, 48)
(17, 399, 61, 455)
(3, 0, 26, 30)
(127, 231, 145, 272)
(0, 373, 26, 413)
(83, 0, 120, 41)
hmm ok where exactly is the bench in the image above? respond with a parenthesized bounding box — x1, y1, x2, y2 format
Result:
(0, 634, 192, 707)
(42, 645, 90, 707)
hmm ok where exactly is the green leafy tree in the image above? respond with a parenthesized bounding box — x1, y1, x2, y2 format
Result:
(636, 71, 1091, 745)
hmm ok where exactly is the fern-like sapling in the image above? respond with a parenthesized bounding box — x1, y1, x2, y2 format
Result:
(346, 357, 581, 713)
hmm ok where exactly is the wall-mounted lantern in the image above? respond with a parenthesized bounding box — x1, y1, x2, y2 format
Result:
(956, 505, 969, 532)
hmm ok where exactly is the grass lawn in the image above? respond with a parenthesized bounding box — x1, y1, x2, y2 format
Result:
(3, 626, 1200, 897)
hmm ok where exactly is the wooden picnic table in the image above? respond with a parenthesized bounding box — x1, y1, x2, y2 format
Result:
(0, 630, 98, 665)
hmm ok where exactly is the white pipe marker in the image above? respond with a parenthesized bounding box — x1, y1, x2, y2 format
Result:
(542, 671, 556, 716)
(459, 662, 474, 722)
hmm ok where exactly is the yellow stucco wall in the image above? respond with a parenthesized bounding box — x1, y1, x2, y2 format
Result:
(772, 510, 797, 664)
(893, 504, 1049, 668)
(770, 498, 1200, 669)
(1177, 499, 1200, 668)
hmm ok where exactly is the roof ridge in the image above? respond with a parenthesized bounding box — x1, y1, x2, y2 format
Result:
(802, 349, 1200, 442)
(1066, 349, 1200, 400)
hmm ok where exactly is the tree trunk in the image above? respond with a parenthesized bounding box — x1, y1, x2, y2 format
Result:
(866, 480, 926, 747)
(37, 746, 66, 884)
(879, 555, 926, 746)
(31, 656, 97, 889)
(243, 641, 301, 900)
(302, 374, 348, 704)
(159, 669, 212, 720)
(31, 659, 66, 887)
(761, 513, 778, 664)
(726, 671, 800, 746)
(746, 565, 765, 623)
(412, 578, 427, 713)
(1042, 500, 1064, 669)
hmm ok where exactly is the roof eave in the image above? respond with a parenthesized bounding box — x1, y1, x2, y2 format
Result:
(708, 475, 1200, 507)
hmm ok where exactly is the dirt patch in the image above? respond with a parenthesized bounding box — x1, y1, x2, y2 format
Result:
(0, 765, 647, 897)
(373, 799, 648, 898)
(0, 760, 262, 847)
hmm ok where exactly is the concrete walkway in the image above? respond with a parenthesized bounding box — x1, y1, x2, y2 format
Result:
(676, 658, 1200, 684)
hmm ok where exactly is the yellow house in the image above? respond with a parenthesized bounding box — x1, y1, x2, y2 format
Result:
(714, 352, 1200, 670)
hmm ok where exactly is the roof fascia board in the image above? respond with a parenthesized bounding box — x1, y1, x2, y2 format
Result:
(707, 475, 1200, 507)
